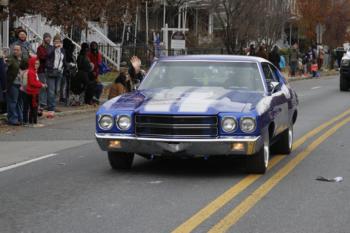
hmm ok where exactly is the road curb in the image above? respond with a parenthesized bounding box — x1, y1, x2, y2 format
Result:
(54, 107, 97, 117)
(0, 107, 97, 128)
(287, 74, 337, 82)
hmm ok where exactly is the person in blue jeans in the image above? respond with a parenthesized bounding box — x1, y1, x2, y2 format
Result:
(45, 34, 66, 114)
(37, 32, 53, 110)
(6, 45, 27, 125)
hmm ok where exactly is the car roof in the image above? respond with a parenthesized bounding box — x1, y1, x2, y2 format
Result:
(157, 55, 269, 63)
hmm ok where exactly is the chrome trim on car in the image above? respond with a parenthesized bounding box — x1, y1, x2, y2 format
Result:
(135, 123, 215, 128)
(135, 115, 219, 137)
(95, 133, 260, 142)
(95, 133, 263, 156)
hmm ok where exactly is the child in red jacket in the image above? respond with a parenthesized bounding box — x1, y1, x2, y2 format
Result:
(26, 56, 47, 126)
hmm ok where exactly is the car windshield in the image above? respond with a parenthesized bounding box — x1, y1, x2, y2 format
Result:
(139, 61, 265, 92)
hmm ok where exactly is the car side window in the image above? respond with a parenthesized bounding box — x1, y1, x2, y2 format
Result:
(262, 63, 278, 83)
(268, 64, 282, 83)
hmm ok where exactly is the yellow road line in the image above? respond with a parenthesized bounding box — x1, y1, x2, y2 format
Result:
(171, 108, 350, 233)
(293, 107, 350, 149)
(208, 115, 350, 233)
(171, 156, 283, 233)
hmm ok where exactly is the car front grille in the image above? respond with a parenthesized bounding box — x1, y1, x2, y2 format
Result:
(135, 115, 218, 138)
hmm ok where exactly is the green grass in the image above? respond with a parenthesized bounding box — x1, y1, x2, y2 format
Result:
(99, 72, 118, 83)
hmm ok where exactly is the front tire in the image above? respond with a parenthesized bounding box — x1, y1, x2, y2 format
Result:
(108, 152, 134, 170)
(273, 126, 293, 155)
(246, 137, 270, 174)
(340, 74, 349, 91)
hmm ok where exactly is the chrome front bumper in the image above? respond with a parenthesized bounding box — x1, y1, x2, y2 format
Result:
(95, 133, 263, 157)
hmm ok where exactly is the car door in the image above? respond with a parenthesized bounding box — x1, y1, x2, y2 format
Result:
(261, 63, 289, 136)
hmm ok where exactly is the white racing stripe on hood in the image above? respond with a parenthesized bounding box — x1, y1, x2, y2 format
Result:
(179, 87, 230, 113)
(143, 87, 193, 112)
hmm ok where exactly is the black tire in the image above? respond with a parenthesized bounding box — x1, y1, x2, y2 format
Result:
(272, 126, 293, 155)
(246, 137, 269, 174)
(340, 74, 349, 91)
(108, 152, 134, 170)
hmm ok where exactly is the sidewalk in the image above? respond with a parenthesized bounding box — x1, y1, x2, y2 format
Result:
(0, 104, 98, 134)
(283, 69, 338, 82)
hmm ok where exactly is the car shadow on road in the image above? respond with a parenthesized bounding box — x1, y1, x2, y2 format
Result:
(108, 156, 257, 178)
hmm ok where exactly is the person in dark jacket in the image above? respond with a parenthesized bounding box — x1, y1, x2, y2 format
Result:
(71, 43, 91, 103)
(62, 38, 76, 104)
(248, 44, 256, 56)
(256, 45, 268, 59)
(269, 46, 281, 70)
(6, 45, 27, 125)
(45, 34, 66, 114)
(0, 50, 7, 113)
(86, 41, 103, 104)
(36, 32, 53, 109)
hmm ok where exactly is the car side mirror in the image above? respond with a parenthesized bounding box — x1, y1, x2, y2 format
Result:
(268, 81, 281, 94)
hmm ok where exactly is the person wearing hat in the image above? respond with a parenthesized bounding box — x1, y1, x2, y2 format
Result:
(45, 34, 66, 115)
(11, 29, 34, 60)
(37, 32, 54, 109)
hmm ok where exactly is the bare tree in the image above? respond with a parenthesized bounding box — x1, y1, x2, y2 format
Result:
(206, 0, 293, 54)
(207, 0, 259, 54)
(2, 0, 140, 30)
(257, 0, 291, 49)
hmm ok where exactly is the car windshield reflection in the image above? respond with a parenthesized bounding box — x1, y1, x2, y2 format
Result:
(139, 61, 264, 92)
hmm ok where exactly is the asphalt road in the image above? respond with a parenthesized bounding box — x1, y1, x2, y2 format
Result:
(1, 76, 350, 233)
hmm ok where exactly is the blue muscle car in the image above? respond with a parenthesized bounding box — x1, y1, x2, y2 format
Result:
(96, 55, 298, 174)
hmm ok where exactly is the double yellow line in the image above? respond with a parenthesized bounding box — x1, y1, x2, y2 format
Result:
(172, 108, 350, 233)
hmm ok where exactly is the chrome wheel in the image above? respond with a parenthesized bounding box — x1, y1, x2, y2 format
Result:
(288, 127, 293, 150)
(264, 141, 270, 168)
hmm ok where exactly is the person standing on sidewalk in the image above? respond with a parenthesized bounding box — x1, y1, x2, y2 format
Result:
(46, 34, 66, 116)
(318, 46, 325, 71)
(62, 38, 76, 104)
(12, 29, 33, 60)
(269, 46, 281, 70)
(6, 45, 28, 125)
(26, 56, 46, 127)
(87, 41, 103, 104)
(289, 43, 300, 77)
(0, 49, 7, 114)
(37, 33, 53, 111)
(73, 43, 91, 105)
(256, 45, 268, 60)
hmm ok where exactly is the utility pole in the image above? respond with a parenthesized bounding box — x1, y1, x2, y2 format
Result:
(163, 0, 166, 28)
(145, 1, 149, 47)
(134, 4, 139, 49)
(0, 0, 9, 49)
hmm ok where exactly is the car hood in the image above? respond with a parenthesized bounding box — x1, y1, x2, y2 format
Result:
(103, 87, 264, 115)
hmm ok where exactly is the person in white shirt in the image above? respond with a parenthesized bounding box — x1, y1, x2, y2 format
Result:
(45, 34, 66, 115)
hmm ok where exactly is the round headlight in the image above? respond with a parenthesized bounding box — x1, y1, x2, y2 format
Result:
(240, 117, 256, 133)
(117, 115, 132, 131)
(222, 117, 237, 133)
(98, 115, 113, 130)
